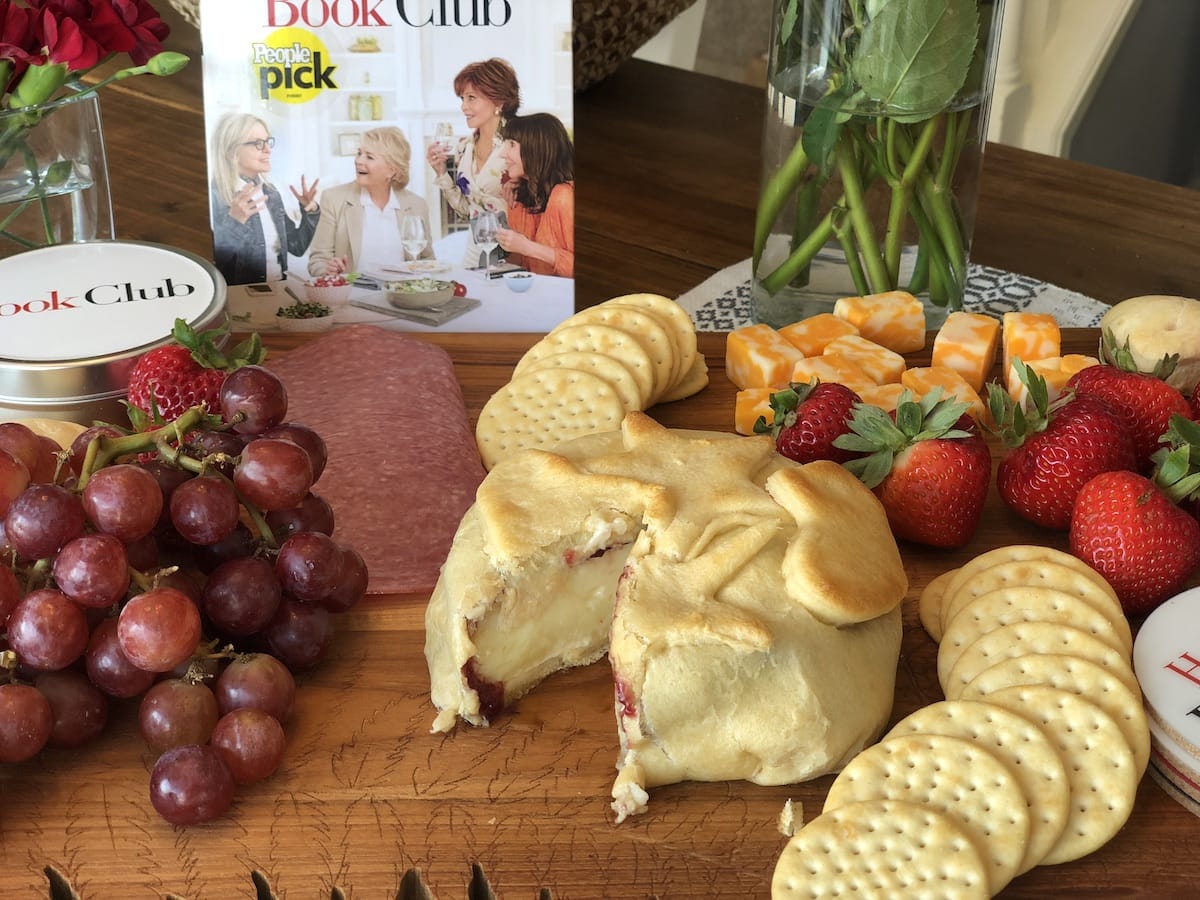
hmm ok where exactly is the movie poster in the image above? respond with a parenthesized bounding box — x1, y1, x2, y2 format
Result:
(201, 0, 574, 332)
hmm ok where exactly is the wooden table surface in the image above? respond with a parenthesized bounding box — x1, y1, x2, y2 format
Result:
(5, 9, 1200, 898)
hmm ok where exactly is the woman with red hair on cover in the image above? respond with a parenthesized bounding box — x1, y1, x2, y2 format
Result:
(426, 57, 520, 267)
(495, 112, 574, 278)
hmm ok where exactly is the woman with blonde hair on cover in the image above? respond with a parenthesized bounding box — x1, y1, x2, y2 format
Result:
(495, 113, 574, 278)
(426, 57, 520, 267)
(307, 126, 434, 277)
(209, 112, 320, 285)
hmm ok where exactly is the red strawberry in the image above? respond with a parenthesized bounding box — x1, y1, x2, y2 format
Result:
(756, 379, 862, 464)
(988, 360, 1136, 530)
(1067, 337, 1190, 471)
(1190, 389, 1200, 422)
(1070, 468, 1200, 617)
(836, 389, 991, 548)
(126, 320, 265, 426)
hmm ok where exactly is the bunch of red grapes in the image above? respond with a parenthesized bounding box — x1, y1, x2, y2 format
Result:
(0, 365, 366, 825)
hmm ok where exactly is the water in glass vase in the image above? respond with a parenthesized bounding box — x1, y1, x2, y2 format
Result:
(752, 85, 987, 329)
(750, 0, 1005, 329)
(0, 165, 102, 249)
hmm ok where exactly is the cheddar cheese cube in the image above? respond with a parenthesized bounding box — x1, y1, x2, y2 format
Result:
(1002, 312, 1061, 392)
(735, 388, 775, 436)
(725, 324, 805, 390)
(1008, 354, 1100, 408)
(858, 382, 907, 414)
(901, 366, 986, 421)
(931, 311, 1000, 393)
(779, 313, 860, 357)
(823, 334, 907, 384)
(833, 291, 926, 353)
(790, 354, 877, 396)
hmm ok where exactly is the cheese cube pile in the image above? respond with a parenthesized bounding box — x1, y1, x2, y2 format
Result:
(725, 297, 1072, 434)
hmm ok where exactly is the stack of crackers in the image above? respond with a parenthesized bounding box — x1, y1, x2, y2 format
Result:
(773, 545, 1149, 898)
(1132, 586, 1200, 818)
(475, 294, 708, 469)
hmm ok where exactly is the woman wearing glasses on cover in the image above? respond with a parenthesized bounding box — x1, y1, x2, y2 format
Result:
(209, 112, 321, 285)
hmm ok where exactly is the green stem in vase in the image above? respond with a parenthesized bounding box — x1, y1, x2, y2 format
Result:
(831, 205, 871, 296)
(760, 203, 840, 294)
(754, 138, 812, 266)
(907, 235, 931, 294)
(883, 115, 940, 285)
(908, 199, 954, 305)
(834, 134, 889, 292)
(19, 141, 55, 245)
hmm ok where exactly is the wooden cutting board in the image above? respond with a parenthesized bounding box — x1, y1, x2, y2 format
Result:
(3, 329, 1197, 899)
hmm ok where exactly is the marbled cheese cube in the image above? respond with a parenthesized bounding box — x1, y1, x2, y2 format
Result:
(725, 324, 804, 389)
(790, 354, 877, 396)
(901, 365, 986, 421)
(833, 291, 926, 353)
(931, 311, 1000, 393)
(1008, 354, 1100, 408)
(735, 388, 775, 435)
(1002, 312, 1061, 392)
(858, 382, 908, 414)
(779, 313, 860, 357)
(823, 334, 907, 384)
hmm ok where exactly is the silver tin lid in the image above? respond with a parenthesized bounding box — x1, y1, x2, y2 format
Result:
(0, 241, 228, 419)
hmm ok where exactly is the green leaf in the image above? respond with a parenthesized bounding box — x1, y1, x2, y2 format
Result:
(802, 81, 856, 175)
(851, 0, 980, 120)
(43, 159, 73, 188)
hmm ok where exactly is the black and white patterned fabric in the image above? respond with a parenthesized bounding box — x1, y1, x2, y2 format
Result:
(676, 259, 1109, 332)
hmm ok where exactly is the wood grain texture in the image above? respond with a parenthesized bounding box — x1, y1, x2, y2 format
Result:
(4, 330, 1199, 899)
(5, 11, 1200, 896)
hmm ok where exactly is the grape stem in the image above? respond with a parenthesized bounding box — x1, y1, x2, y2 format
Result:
(77, 407, 210, 487)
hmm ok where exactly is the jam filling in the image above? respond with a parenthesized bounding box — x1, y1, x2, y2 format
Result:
(462, 657, 505, 722)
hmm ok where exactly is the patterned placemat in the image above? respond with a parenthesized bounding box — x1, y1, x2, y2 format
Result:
(676, 258, 1110, 332)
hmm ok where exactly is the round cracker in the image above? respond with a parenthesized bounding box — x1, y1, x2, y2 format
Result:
(604, 293, 698, 387)
(475, 368, 627, 470)
(920, 568, 958, 643)
(823, 732, 1031, 894)
(940, 545, 1116, 634)
(943, 621, 1141, 702)
(937, 587, 1133, 690)
(884, 699, 1071, 873)
(549, 306, 677, 401)
(520, 350, 644, 413)
(772, 798, 989, 900)
(513, 323, 657, 407)
(980, 685, 1139, 865)
(958, 653, 1150, 777)
(942, 558, 1129, 651)
(656, 352, 709, 404)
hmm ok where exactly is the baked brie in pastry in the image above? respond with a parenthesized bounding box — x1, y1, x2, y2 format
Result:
(424, 413, 907, 821)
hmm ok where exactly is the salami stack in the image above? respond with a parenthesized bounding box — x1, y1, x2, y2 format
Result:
(271, 325, 485, 595)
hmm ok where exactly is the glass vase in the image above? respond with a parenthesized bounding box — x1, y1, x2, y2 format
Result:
(0, 91, 114, 258)
(751, 0, 1005, 328)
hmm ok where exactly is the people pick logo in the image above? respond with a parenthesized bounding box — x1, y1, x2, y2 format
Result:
(251, 27, 338, 104)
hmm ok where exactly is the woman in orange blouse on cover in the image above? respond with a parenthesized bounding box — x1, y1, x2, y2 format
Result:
(495, 113, 574, 277)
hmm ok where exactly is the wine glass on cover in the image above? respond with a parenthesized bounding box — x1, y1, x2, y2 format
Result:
(435, 121, 455, 154)
(400, 214, 427, 263)
(472, 210, 500, 279)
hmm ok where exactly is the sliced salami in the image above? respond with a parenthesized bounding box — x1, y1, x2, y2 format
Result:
(270, 325, 484, 595)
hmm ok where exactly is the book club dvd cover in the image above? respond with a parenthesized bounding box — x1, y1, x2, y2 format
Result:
(200, 0, 574, 332)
